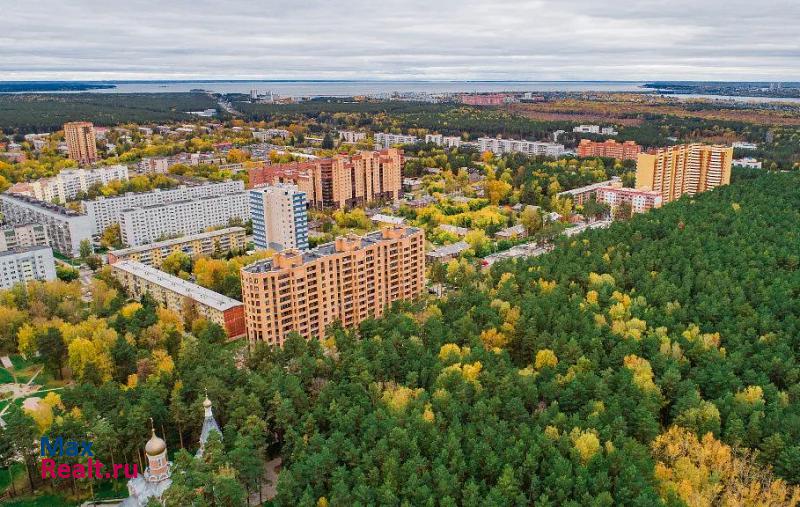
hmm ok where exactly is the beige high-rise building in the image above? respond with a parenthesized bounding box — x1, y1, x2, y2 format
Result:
(636, 144, 733, 202)
(64, 122, 98, 165)
(241, 225, 425, 346)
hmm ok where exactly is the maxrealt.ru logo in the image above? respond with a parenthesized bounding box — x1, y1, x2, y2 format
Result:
(40, 436, 138, 479)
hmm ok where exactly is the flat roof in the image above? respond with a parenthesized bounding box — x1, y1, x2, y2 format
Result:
(243, 226, 421, 274)
(112, 260, 242, 311)
(0, 192, 85, 217)
(0, 245, 52, 258)
(558, 178, 619, 197)
(109, 227, 246, 257)
(427, 241, 470, 258)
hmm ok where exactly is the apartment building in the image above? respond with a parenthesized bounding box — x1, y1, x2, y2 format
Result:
(252, 129, 291, 142)
(577, 139, 641, 161)
(573, 125, 601, 134)
(241, 225, 425, 346)
(250, 184, 308, 251)
(425, 134, 462, 148)
(0, 223, 49, 252)
(636, 144, 733, 202)
(557, 177, 621, 207)
(111, 260, 245, 338)
(248, 149, 403, 209)
(83, 181, 245, 234)
(733, 157, 762, 169)
(460, 94, 510, 106)
(119, 192, 249, 247)
(107, 227, 246, 267)
(0, 193, 93, 257)
(478, 137, 565, 158)
(339, 130, 366, 143)
(0, 246, 57, 289)
(374, 133, 419, 149)
(596, 186, 663, 214)
(64, 122, 98, 165)
(9, 165, 129, 204)
(138, 157, 170, 174)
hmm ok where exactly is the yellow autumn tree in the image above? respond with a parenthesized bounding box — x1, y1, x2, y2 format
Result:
(535, 349, 559, 369)
(571, 428, 601, 463)
(652, 426, 800, 506)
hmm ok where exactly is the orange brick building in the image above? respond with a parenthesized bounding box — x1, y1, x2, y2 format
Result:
(241, 225, 425, 346)
(64, 122, 98, 165)
(577, 139, 641, 160)
(248, 149, 403, 209)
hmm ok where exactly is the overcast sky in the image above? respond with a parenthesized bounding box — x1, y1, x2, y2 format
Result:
(3, 0, 799, 81)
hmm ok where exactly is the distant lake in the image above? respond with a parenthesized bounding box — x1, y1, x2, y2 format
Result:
(1, 80, 648, 96)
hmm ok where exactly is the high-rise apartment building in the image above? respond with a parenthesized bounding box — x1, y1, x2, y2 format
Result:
(0, 193, 93, 257)
(577, 139, 641, 161)
(118, 192, 249, 247)
(241, 225, 425, 346)
(636, 144, 733, 202)
(64, 122, 98, 165)
(0, 246, 57, 289)
(248, 149, 403, 209)
(83, 181, 245, 234)
(249, 184, 308, 251)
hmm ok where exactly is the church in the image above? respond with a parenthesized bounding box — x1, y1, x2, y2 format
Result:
(118, 393, 222, 506)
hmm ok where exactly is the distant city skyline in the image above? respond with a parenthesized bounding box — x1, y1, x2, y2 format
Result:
(4, 0, 800, 81)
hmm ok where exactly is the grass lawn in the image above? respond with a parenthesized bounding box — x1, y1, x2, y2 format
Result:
(0, 463, 25, 493)
(9, 355, 33, 371)
(2, 494, 75, 507)
(0, 368, 15, 383)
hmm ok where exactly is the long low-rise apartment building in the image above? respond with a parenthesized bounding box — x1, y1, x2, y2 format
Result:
(425, 134, 462, 148)
(0, 246, 57, 289)
(107, 227, 246, 267)
(557, 177, 621, 207)
(596, 186, 663, 214)
(0, 193, 93, 257)
(7, 165, 129, 204)
(374, 133, 419, 149)
(119, 192, 249, 247)
(241, 225, 425, 346)
(111, 260, 245, 338)
(478, 137, 565, 157)
(83, 180, 245, 234)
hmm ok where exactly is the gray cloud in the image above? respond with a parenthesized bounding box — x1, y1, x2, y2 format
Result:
(2, 0, 799, 80)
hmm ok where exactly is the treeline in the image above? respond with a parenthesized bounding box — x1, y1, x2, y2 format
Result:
(0, 93, 221, 133)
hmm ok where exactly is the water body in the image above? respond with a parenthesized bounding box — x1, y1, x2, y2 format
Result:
(2, 80, 648, 96)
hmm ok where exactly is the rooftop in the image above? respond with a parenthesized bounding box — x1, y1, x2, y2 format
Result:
(0, 192, 85, 217)
(0, 245, 52, 259)
(427, 241, 470, 258)
(112, 260, 243, 312)
(108, 227, 245, 257)
(558, 178, 620, 197)
(243, 226, 420, 274)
